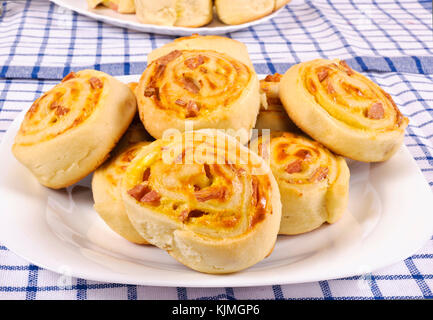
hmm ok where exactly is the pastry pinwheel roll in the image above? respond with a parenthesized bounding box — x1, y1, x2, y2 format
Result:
(137, 49, 260, 142)
(279, 59, 409, 162)
(12, 70, 136, 189)
(87, 0, 135, 13)
(250, 132, 349, 235)
(121, 129, 281, 273)
(215, 0, 274, 25)
(147, 34, 254, 70)
(135, 0, 213, 27)
(256, 73, 298, 133)
(92, 120, 152, 244)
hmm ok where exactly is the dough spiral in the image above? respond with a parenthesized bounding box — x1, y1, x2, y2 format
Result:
(137, 49, 260, 142)
(279, 59, 409, 162)
(121, 129, 281, 273)
(250, 131, 349, 235)
(12, 69, 136, 188)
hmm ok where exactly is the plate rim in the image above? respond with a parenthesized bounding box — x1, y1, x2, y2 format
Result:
(1, 75, 433, 287)
(49, 0, 286, 36)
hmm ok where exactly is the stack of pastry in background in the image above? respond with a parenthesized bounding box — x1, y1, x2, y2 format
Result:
(11, 35, 408, 274)
(87, 0, 292, 27)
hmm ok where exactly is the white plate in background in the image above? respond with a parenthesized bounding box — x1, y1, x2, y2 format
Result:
(0, 74, 432, 287)
(50, 0, 286, 36)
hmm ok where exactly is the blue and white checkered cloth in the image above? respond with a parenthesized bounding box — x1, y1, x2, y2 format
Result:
(0, 0, 432, 300)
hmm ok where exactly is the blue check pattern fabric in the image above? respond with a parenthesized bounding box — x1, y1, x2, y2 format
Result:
(0, 0, 432, 300)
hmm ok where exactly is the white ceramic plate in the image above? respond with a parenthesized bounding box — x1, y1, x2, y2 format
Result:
(50, 0, 286, 36)
(1, 74, 433, 287)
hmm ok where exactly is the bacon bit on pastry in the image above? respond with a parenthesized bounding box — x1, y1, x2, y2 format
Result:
(49, 101, 61, 110)
(182, 77, 200, 94)
(251, 209, 266, 227)
(309, 167, 329, 182)
(317, 69, 329, 82)
(127, 184, 149, 201)
(327, 81, 336, 94)
(295, 149, 311, 160)
(89, 77, 103, 89)
(258, 142, 270, 160)
(29, 103, 38, 114)
(175, 149, 186, 163)
(157, 50, 182, 65)
(285, 159, 303, 174)
(264, 73, 282, 82)
(308, 78, 317, 93)
(140, 190, 161, 205)
(181, 209, 207, 222)
(199, 67, 207, 73)
(251, 177, 259, 207)
(153, 64, 166, 81)
(367, 102, 385, 120)
(251, 177, 268, 227)
(142, 168, 151, 181)
(179, 210, 189, 222)
(204, 163, 212, 179)
(184, 55, 205, 70)
(144, 86, 158, 98)
(175, 99, 187, 106)
(61, 72, 76, 82)
(339, 60, 354, 76)
(222, 216, 239, 228)
(121, 148, 137, 162)
(55, 105, 70, 116)
(194, 186, 226, 202)
(185, 100, 200, 118)
(188, 210, 206, 218)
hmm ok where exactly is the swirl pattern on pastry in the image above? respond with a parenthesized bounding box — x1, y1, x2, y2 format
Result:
(279, 59, 409, 162)
(250, 131, 349, 235)
(12, 69, 137, 189)
(15, 72, 105, 146)
(137, 49, 260, 142)
(121, 129, 281, 273)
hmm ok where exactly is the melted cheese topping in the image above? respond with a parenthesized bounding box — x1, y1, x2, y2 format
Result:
(139, 50, 252, 119)
(254, 132, 340, 186)
(15, 71, 105, 146)
(124, 131, 272, 238)
(301, 59, 407, 132)
(104, 141, 150, 201)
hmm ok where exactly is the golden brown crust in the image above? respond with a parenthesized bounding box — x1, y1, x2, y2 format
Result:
(279, 59, 409, 162)
(250, 131, 349, 235)
(12, 69, 137, 189)
(121, 129, 281, 273)
(137, 49, 260, 142)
